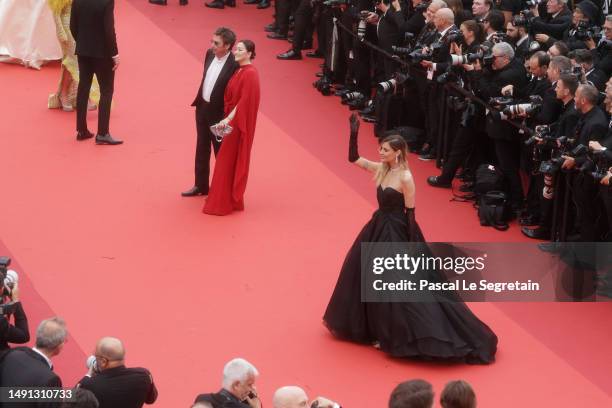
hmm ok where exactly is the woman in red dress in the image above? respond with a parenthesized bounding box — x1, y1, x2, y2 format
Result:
(203, 40, 261, 216)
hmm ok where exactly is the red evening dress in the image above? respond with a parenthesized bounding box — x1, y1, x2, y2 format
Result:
(203, 64, 261, 216)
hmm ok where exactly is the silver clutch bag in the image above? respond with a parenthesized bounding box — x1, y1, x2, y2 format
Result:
(210, 123, 233, 142)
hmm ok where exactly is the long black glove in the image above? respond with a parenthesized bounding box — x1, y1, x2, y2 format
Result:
(405, 207, 417, 242)
(349, 113, 360, 163)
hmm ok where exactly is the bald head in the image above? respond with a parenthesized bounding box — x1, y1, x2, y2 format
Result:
(96, 337, 125, 361)
(273, 386, 309, 408)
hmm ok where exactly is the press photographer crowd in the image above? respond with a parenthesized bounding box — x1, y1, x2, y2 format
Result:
(0, 255, 477, 408)
(263, 0, 612, 240)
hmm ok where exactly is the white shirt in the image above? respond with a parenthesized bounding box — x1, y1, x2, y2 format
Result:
(202, 52, 230, 102)
(32, 347, 53, 369)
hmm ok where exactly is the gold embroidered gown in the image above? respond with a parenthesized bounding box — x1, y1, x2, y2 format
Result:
(47, 0, 99, 110)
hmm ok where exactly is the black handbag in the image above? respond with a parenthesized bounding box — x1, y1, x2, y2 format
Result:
(477, 190, 510, 231)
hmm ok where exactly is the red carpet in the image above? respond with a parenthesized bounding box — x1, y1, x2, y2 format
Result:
(0, 1, 610, 406)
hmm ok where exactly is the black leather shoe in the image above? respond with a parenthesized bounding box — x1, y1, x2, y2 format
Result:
(267, 32, 287, 40)
(205, 0, 224, 8)
(225, 0, 236, 7)
(522, 226, 551, 240)
(277, 49, 302, 60)
(427, 176, 451, 188)
(95, 133, 123, 145)
(519, 214, 540, 226)
(149, 0, 167, 4)
(459, 181, 474, 192)
(179, 0, 188, 5)
(264, 23, 278, 32)
(257, 0, 270, 8)
(181, 186, 207, 197)
(76, 130, 94, 141)
(306, 50, 324, 58)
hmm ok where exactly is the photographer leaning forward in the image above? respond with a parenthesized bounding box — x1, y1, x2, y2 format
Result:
(193, 358, 261, 408)
(78, 337, 158, 408)
(472, 41, 529, 215)
(0, 258, 29, 352)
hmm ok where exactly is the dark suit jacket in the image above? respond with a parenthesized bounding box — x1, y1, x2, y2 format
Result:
(70, 0, 118, 58)
(194, 389, 250, 408)
(191, 49, 239, 122)
(0, 301, 30, 351)
(530, 8, 572, 42)
(0, 347, 61, 408)
(554, 99, 580, 139)
(377, 8, 406, 53)
(79, 365, 157, 408)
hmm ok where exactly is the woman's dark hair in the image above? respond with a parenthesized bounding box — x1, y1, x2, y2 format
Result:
(440, 380, 476, 408)
(461, 19, 484, 44)
(214, 27, 236, 48)
(239, 40, 256, 60)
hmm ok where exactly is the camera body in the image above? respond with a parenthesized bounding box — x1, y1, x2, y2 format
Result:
(569, 21, 601, 42)
(502, 95, 543, 118)
(512, 10, 535, 28)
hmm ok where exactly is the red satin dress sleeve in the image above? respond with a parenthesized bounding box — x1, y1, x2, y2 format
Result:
(203, 64, 261, 216)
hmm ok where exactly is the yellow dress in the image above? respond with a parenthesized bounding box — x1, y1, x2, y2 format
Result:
(47, 0, 100, 110)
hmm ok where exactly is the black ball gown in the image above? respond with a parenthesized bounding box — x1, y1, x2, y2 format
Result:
(323, 186, 498, 364)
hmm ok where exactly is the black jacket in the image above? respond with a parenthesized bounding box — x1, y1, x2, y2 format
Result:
(191, 49, 239, 122)
(70, 0, 118, 58)
(472, 58, 529, 140)
(0, 301, 29, 351)
(530, 8, 572, 42)
(194, 389, 250, 408)
(554, 99, 580, 139)
(575, 105, 608, 147)
(0, 347, 61, 408)
(79, 365, 157, 408)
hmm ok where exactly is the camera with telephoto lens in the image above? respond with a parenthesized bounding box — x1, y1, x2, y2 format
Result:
(86, 355, 99, 373)
(525, 0, 542, 6)
(575, 147, 612, 181)
(512, 10, 535, 27)
(488, 96, 514, 109)
(569, 21, 601, 42)
(446, 31, 465, 46)
(502, 95, 543, 117)
(377, 72, 409, 94)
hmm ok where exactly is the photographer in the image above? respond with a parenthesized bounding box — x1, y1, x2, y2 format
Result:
(530, 0, 572, 48)
(194, 358, 260, 408)
(540, 1, 601, 51)
(79, 337, 158, 408)
(272, 386, 342, 408)
(481, 10, 506, 46)
(428, 19, 489, 187)
(471, 0, 491, 22)
(587, 15, 612, 76)
(522, 71, 581, 239)
(0, 265, 29, 351)
(561, 83, 608, 241)
(506, 19, 532, 61)
(418, 8, 457, 160)
(472, 41, 529, 212)
(569, 48, 607, 90)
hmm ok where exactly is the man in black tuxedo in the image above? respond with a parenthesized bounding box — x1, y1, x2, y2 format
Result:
(0, 317, 67, 408)
(78, 337, 157, 408)
(182, 27, 238, 197)
(70, 0, 122, 145)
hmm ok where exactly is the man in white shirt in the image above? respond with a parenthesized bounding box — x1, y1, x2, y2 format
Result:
(183, 27, 239, 197)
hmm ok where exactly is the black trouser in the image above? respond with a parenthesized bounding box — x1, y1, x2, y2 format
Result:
(573, 174, 602, 242)
(277, 0, 300, 36)
(292, 0, 313, 52)
(438, 123, 476, 183)
(494, 138, 524, 208)
(76, 56, 114, 135)
(194, 103, 221, 192)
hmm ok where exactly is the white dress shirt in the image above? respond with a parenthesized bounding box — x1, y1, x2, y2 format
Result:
(202, 52, 230, 102)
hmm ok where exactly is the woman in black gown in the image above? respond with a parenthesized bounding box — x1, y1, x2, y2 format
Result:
(323, 114, 498, 364)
